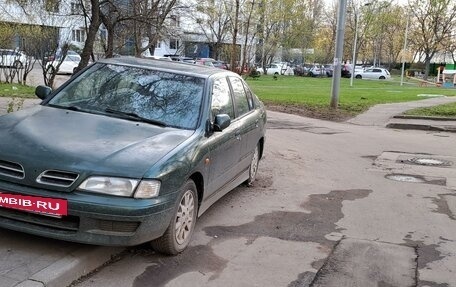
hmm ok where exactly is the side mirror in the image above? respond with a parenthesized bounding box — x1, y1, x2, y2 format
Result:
(35, 85, 52, 100)
(213, 114, 231, 132)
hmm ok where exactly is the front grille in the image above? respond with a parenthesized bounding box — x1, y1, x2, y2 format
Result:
(36, 170, 79, 187)
(0, 207, 79, 231)
(0, 160, 25, 179)
(96, 219, 140, 233)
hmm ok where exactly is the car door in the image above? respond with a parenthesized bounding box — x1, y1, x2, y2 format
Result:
(228, 76, 261, 171)
(363, 68, 375, 79)
(206, 76, 242, 196)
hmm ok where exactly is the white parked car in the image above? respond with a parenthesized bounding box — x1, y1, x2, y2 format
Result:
(0, 49, 27, 68)
(47, 54, 81, 74)
(355, 67, 391, 80)
(266, 63, 289, 75)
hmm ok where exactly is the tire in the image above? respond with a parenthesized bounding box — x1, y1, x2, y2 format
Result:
(274, 72, 279, 75)
(355, 75, 362, 79)
(246, 143, 260, 186)
(151, 180, 198, 255)
(13, 61, 23, 69)
(379, 76, 385, 79)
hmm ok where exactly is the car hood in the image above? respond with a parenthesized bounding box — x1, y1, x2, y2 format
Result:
(0, 106, 194, 181)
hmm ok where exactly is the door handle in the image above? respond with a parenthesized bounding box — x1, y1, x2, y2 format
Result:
(235, 131, 241, 141)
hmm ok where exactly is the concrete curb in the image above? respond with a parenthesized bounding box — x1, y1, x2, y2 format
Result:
(15, 246, 124, 287)
(393, 115, 456, 121)
(386, 122, 456, 132)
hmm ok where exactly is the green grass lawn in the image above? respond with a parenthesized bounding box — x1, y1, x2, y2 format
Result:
(246, 75, 456, 116)
(2, 75, 455, 118)
(404, 102, 456, 118)
(0, 83, 36, 98)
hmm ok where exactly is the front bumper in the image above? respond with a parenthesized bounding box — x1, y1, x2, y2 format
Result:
(0, 181, 177, 246)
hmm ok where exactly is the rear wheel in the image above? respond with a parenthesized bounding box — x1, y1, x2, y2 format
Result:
(151, 180, 197, 255)
(355, 75, 362, 79)
(379, 76, 386, 79)
(246, 143, 260, 186)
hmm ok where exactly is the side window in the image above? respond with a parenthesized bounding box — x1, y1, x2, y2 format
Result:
(229, 76, 250, 117)
(211, 77, 234, 121)
(242, 81, 255, 109)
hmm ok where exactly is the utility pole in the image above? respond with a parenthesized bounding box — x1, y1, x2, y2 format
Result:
(400, 12, 410, 86)
(330, 0, 348, 109)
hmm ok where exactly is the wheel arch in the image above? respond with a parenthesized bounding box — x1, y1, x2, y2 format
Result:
(189, 172, 204, 209)
(258, 137, 265, 160)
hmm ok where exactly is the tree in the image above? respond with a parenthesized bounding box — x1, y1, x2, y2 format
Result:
(408, 0, 456, 78)
(130, 0, 180, 57)
(75, 0, 101, 73)
(192, 0, 233, 60)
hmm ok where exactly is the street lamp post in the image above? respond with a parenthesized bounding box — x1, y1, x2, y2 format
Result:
(350, 2, 371, 87)
(330, 0, 348, 109)
(350, 10, 360, 87)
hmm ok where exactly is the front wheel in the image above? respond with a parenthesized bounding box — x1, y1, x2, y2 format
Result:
(151, 180, 198, 255)
(355, 75, 362, 79)
(379, 76, 386, 79)
(246, 143, 260, 186)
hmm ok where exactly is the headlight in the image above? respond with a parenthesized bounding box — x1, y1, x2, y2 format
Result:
(78, 177, 161, 198)
(78, 176, 139, 197)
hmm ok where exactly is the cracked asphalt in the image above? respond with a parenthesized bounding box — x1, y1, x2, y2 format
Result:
(66, 110, 456, 287)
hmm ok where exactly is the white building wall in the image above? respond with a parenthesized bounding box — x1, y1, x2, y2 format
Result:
(0, 0, 87, 49)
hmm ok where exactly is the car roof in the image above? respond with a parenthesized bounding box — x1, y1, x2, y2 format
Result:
(98, 56, 236, 79)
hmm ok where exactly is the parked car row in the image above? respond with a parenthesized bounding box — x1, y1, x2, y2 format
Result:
(0, 49, 27, 68)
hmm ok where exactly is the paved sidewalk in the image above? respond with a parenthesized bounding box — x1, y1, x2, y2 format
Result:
(0, 98, 41, 116)
(347, 96, 456, 132)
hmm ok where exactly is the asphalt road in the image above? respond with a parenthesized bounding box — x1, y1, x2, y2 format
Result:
(64, 111, 455, 287)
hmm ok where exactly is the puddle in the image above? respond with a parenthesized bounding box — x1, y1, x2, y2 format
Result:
(385, 174, 446, 186)
(386, 174, 427, 183)
(404, 157, 453, 167)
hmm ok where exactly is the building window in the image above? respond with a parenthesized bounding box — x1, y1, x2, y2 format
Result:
(170, 15, 180, 27)
(72, 29, 86, 43)
(45, 0, 59, 13)
(71, 2, 83, 14)
(170, 39, 179, 50)
(156, 41, 161, 48)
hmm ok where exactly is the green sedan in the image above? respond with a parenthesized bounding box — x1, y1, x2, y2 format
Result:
(0, 57, 267, 255)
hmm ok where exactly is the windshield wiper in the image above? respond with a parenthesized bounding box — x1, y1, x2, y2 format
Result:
(105, 108, 167, 127)
(48, 104, 83, 111)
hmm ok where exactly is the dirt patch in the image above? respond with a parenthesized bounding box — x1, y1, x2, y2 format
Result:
(204, 189, 372, 246)
(265, 103, 355, 122)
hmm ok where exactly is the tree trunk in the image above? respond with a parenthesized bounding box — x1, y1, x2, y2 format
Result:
(230, 0, 240, 73)
(75, 0, 101, 73)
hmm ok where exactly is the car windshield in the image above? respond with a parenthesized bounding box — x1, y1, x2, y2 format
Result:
(47, 63, 205, 129)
